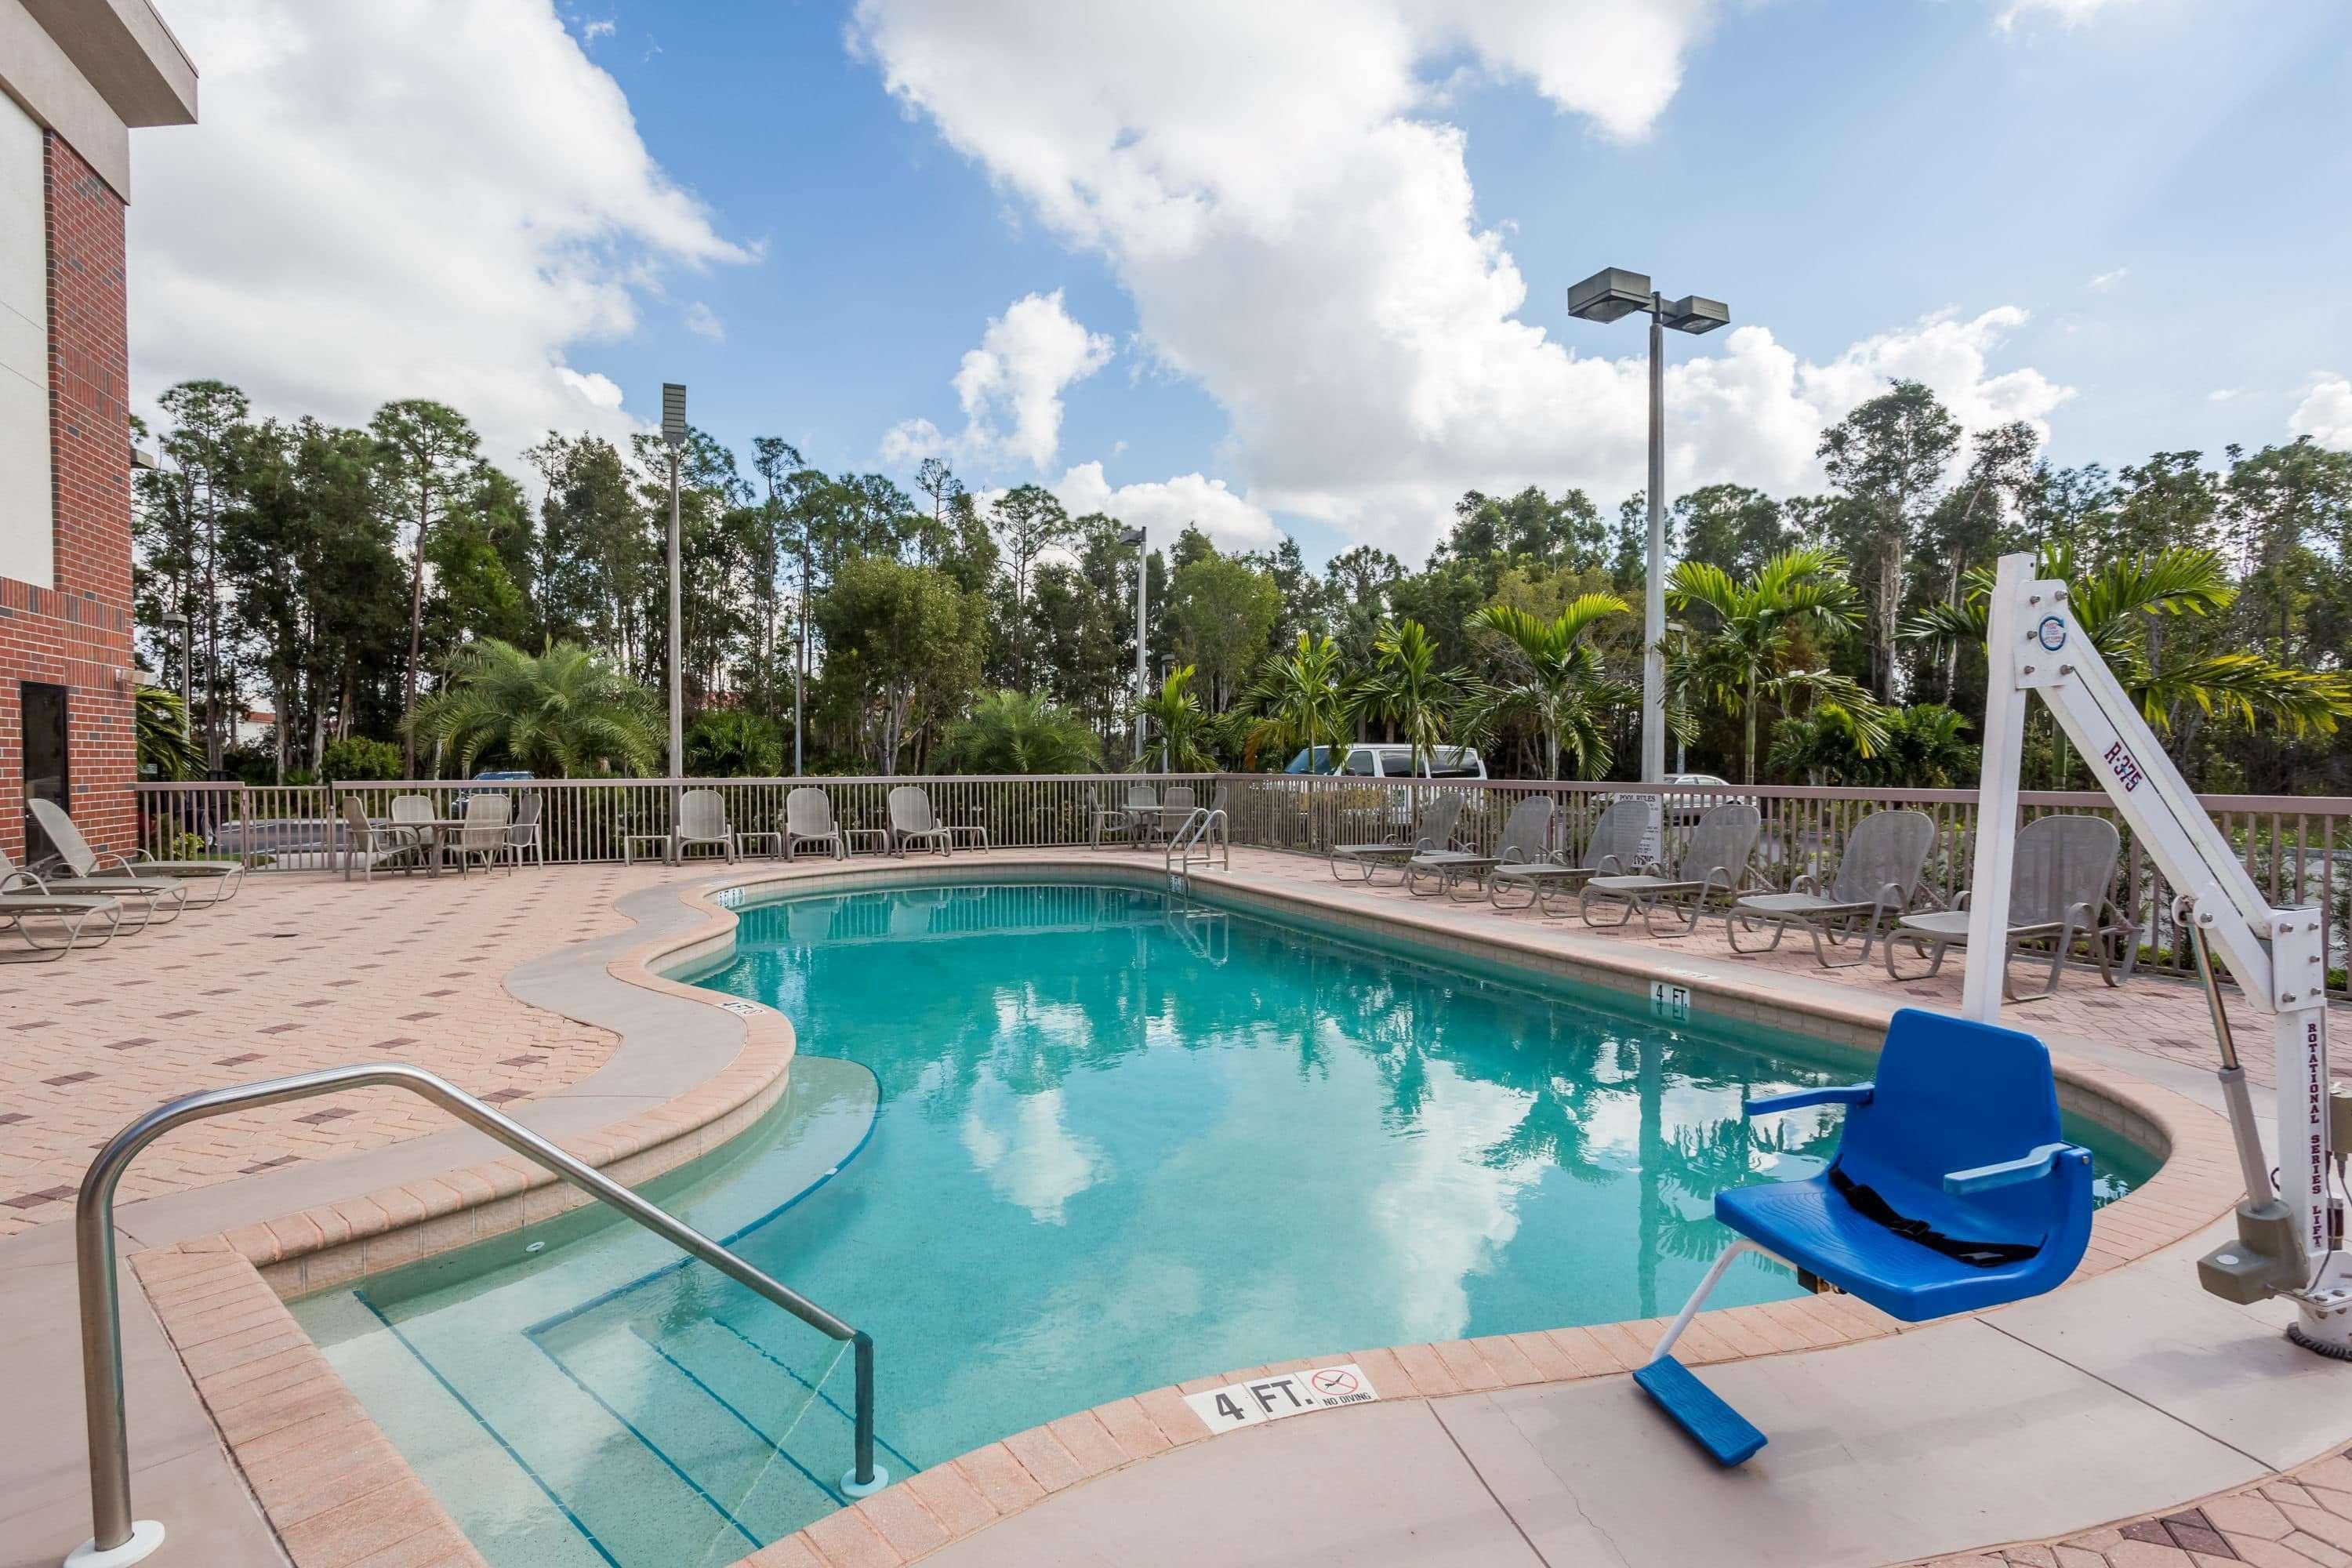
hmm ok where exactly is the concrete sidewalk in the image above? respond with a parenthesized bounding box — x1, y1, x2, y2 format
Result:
(913, 1222, 2336, 1568)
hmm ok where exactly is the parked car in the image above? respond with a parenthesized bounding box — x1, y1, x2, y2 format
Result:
(1661, 772, 1740, 828)
(1283, 745, 1486, 779)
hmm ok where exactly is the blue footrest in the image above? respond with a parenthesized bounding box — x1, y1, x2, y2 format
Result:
(1632, 1355, 1766, 1466)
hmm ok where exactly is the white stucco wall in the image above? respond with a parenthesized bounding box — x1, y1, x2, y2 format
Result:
(0, 88, 50, 590)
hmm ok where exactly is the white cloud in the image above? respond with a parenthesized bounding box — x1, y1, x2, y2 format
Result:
(882, 289, 1113, 473)
(682, 301, 725, 342)
(1052, 460, 1279, 550)
(854, 0, 2068, 556)
(1994, 0, 2144, 29)
(2087, 267, 2128, 292)
(2292, 375, 2352, 449)
(2209, 387, 2247, 403)
(129, 1, 751, 466)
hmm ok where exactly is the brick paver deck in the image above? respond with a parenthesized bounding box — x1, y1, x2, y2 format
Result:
(0, 862, 691, 1236)
(1910, 1443, 2352, 1568)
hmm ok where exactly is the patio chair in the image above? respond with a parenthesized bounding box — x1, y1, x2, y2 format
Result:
(1884, 814, 2130, 1002)
(0, 866, 122, 960)
(1726, 808, 1936, 968)
(26, 797, 242, 907)
(1330, 791, 1466, 884)
(781, 787, 865, 861)
(338, 796, 424, 883)
(671, 789, 738, 863)
(888, 787, 987, 857)
(1149, 785, 1199, 844)
(1092, 783, 1160, 847)
(446, 793, 514, 877)
(1487, 796, 1657, 913)
(505, 793, 544, 868)
(1578, 801, 1762, 936)
(5, 824, 186, 930)
(1635, 1007, 2092, 1465)
(1405, 795, 1555, 900)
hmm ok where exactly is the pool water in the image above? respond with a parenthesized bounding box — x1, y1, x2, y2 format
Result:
(297, 882, 2156, 1568)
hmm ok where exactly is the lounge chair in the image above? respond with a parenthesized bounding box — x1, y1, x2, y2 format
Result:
(1329, 791, 1466, 884)
(786, 788, 887, 861)
(673, 789, 737, 862)
(338, 796, 424, 883)
(3, 829, 186, 930)
(1635, 1007, 2092, 1465)
(1726, 808, 1935, 968)
(0, 866, 122, 960)
(888, 787, 988, 857)
(1579, 802, 1761, 936)
(446, 793, 514, 876)
(1405, 795, 1555, 900)
(1487, 796, 1656, 913)
(27, 797, 242, 907)
(1884, 813, 2130, 1001)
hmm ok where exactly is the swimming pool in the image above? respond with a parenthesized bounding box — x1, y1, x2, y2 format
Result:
(296, 880, 2157, 1568)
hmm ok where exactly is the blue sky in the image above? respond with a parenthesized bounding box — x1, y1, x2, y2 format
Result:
(129, 0, 2350, 568)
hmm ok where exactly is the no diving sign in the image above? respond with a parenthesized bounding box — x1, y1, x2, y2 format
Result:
(1181, 1363, 1381, 1435)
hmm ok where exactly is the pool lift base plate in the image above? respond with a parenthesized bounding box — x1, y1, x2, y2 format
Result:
(841, 1464, 889, 1498)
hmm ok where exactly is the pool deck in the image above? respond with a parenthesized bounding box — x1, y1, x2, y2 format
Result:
(0, 847, 2345, 1568)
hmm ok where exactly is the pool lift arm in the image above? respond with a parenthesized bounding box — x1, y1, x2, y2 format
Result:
(1965, 553, 2351, 1354)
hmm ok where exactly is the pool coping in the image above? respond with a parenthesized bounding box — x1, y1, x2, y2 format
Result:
(125, 851, 2246, 1568)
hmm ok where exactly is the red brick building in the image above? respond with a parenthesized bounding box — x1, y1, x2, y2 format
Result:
(1, 1, 196, 863)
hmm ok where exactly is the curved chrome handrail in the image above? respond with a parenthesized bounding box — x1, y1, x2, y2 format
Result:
(71, 1062, 880, 1566)
(1163, 808, 1229, 877)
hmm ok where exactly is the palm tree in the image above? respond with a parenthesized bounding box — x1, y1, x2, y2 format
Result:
(1350, 619, 1468, 775)
(1904, 544, 2352, 779)
(685, 710, 785, 776)
(939, 690, 1102, 775)
(1666, 548, 1878, 785)
(1243, 632, 1353, 770)
(1463, 595, 1634, 779)
(405, 638, 662, 778)
(1134, 665, 1218, 771)
(135, 684, 201, 781)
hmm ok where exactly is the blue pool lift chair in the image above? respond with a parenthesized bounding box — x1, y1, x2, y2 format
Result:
(1634, 1007, 2095, 1466)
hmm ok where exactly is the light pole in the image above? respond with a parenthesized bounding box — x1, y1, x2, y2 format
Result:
(661, 384, 686, 788)
(1122, 526, 1146, 766)
(1566, 269, 1728, 783)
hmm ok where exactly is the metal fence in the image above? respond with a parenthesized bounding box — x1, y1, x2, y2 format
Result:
(128, 772, 2352, 996)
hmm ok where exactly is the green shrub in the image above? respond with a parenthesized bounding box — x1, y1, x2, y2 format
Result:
(321, 735, 405, 782)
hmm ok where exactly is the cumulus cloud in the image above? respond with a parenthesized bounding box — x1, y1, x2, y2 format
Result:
(2293, 376, 2352, 449)
(129, 0, 751, 466)
(1053, 461, 1279, 550)
(885, 290, 1112, 473)
(853, 0, 2068, 555)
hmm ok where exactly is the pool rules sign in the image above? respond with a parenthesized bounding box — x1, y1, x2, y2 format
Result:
(1181, 1363, 1381, 1434)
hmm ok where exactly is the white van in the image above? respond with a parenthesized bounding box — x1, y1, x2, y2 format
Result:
(1283, 744, 1486, 779)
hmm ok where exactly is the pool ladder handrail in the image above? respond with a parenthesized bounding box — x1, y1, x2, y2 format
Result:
(67, 1061, 882, 1568)
(1164, 806, 1229, 877)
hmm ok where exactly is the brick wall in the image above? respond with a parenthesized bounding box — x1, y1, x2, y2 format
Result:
(0, 131, 135, 862)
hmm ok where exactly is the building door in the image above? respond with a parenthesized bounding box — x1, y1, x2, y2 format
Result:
(20, 681, 68, 862)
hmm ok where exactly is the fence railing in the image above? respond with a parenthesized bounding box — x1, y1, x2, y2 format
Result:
(127, 772, 2352, 996)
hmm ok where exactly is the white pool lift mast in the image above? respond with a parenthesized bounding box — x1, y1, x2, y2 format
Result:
(1965, 553, 2350, 1355)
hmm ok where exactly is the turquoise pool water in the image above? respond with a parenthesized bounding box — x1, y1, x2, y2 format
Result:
(296, 881, 2156, 1568)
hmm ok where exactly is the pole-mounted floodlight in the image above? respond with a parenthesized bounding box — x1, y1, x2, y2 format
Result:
(1565, 268, 1730, 786)
(661, 383, 685, 826)
(1121, 527, 1148, 765)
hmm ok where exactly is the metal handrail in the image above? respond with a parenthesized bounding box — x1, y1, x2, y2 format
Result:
(1164, 808, 1229, 876)
(70, 1062, 880, 1567)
